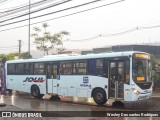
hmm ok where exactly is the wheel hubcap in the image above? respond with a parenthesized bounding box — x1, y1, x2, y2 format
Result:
(96, 93, 103, 100)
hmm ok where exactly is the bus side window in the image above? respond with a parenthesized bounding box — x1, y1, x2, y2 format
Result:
(47, 65, 52, 79)
(73, 60, 87, 75)
(7, 64, 15, 75)
(53, 65, 57, 79)
(34, 63, 45, 75)
(25, 63, 33, 74)
(16, 63, 25, 75)
(88, 59, 103, 76)
(59, 62, 72, 75)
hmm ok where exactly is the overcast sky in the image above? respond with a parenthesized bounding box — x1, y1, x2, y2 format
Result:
(0, 0, 160, 54)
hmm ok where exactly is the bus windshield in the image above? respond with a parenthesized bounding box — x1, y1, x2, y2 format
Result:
(133, 54, 152, 83)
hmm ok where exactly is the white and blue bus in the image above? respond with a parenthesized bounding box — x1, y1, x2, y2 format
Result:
(5, 51, 152, 105)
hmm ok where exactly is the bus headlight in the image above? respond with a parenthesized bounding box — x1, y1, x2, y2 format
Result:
(132, 88, 140, 95)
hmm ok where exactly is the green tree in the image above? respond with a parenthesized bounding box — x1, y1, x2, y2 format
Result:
(0, 54, 15, 60)
(20, 52, 32, 59)
(31, 23, 69, 55)
(151, 54, 160, 90)
(151, 54, 156, 71)
(0, 52, 33, 61)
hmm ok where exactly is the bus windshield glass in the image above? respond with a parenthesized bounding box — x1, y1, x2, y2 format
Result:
(133, 53, 152, 83)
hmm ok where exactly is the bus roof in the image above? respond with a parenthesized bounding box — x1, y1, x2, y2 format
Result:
(6, 51, 149, 63)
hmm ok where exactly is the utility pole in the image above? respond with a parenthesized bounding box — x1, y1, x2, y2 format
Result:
(18, 40, 22, 59)
(28, 0, 31, 55)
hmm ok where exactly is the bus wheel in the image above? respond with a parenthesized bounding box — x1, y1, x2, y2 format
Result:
(93, 88, 107, 105)
(31, 85, 43, 99)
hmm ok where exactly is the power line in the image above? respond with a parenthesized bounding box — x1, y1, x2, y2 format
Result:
(68, 25, 160, 42)
(1, 23, 160, 46)
(0, 0, 71, 21)
(102, 28, 137, 37)
(139, 25, 160, 29)
(0, 2, 28, 11)
(0, 0, 10, 5)
(0, 0, 127, 52)
(4, 0, 155, 43)
(69, 35, 100, 42)
(0, 0, 101, 24)
(69, 28, 137, 42)
(0, 0, 159, 40)
(2, 25, 160, 49)
(0, 0, 70, 21)
(30, 0, 105, 20)
(0, 24, 29, 32)
(0, 0, 56, 13)
(0, 0, 124, 28)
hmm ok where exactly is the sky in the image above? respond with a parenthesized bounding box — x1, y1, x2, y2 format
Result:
(0, 0, 160, 54)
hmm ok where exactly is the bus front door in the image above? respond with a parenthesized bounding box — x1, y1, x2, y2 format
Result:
(47, 63, 58, 94)
(109, 61, 124, 100)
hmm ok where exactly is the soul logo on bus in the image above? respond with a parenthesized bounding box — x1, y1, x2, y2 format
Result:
(23, 77, 45, 82)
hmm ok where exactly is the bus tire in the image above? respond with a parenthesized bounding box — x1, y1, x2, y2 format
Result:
(92, 88, 107, 105)
(31, 85, 43, 98)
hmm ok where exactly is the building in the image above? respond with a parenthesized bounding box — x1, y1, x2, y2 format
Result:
(81, 44, 160, 72)
(82, 44, 160, 61)
(112, 44, 160, 56)
(58, 50, 81, 55)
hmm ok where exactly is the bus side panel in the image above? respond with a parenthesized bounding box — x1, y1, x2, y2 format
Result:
(6, 75, 47, 94)
(57, 75, 108, 98)
(123, 84, 132, 101)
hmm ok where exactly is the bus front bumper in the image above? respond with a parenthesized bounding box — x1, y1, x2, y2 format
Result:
(132, 91, 152, 101)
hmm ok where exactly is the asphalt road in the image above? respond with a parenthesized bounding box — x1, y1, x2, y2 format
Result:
(0, 92, 160, 120)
